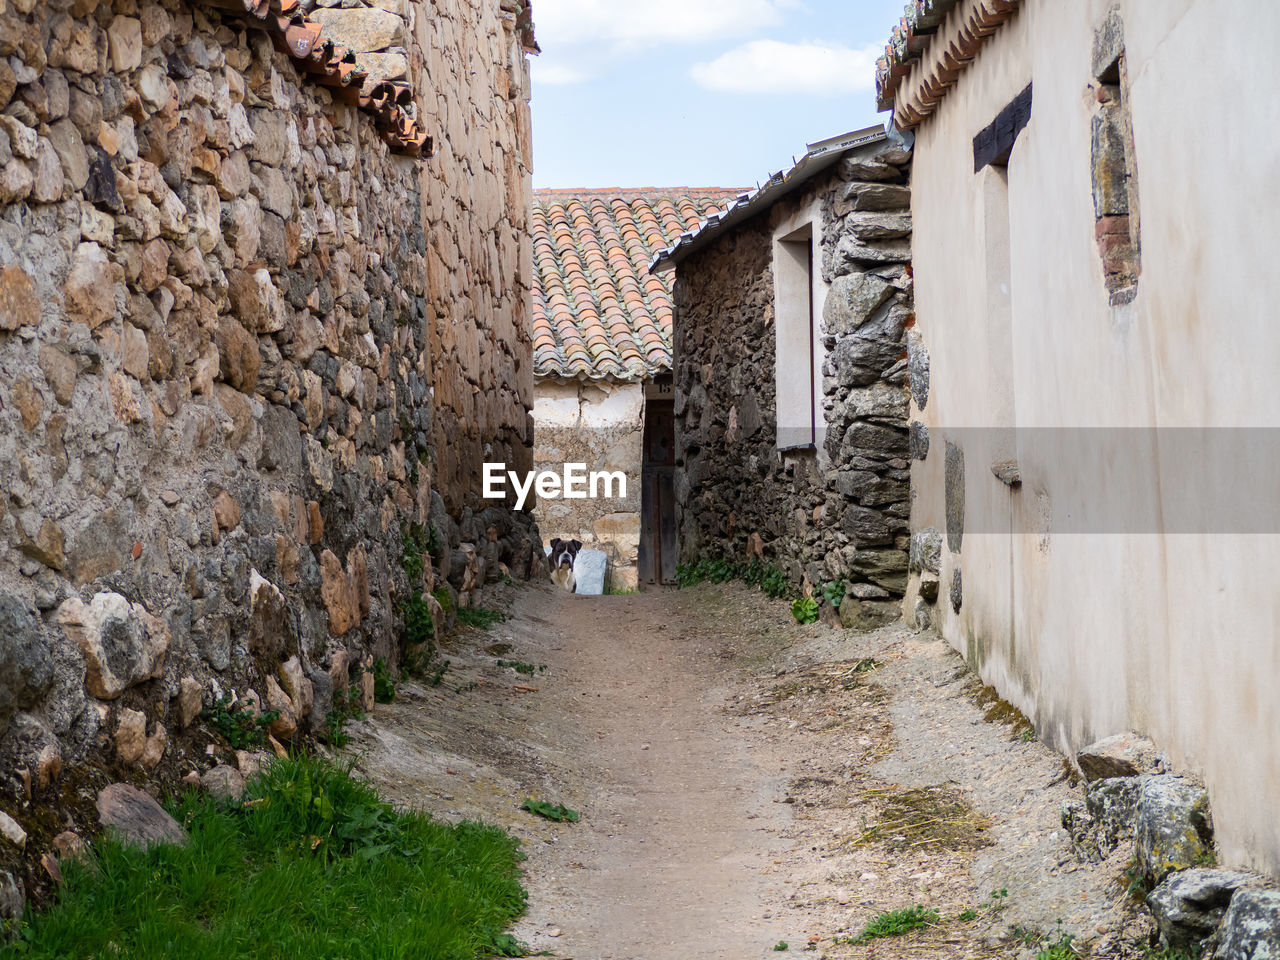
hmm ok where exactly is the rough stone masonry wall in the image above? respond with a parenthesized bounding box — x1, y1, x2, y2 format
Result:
(674, 141, 913, 622)
(0, 0, 538, 874)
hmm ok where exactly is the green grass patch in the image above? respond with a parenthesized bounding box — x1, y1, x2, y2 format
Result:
(3, 755, 527, 960)
(839, 905, 940, 944)
(520, 799, 579, 823)
(457, 607, 507, 630)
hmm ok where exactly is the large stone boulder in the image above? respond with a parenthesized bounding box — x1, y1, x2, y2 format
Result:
(1215, 889, 1280, 960)
(1146, 868, 1255, 952)
(55, 592, 169, 699)
(96, 783, 186, 848)
(1063, 776, 1142, 861)
(822, 273, 893, 341)
(1135, 776, 1213, 884)
(0, 593, 55, 737)
(1077, 731, 1161, 781)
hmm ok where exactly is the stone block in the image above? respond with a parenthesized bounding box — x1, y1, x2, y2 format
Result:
(0, 265, 39, 330)
(1135, 776, 1213, 884)
(1215, 889, 1280, 960)
(0, 593, 55, 738)
(310, 8, 403, 51)
(56, 593, 169, 700)
(96, 783, 186, 848)
(1146, 868, 1256, 952)
(63, 242, 114, 329)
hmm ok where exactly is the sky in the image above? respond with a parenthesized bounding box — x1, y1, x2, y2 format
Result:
(528, 0, 907, 190)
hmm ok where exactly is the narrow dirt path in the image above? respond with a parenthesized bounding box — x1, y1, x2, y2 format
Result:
(344, 581, 1143, 960)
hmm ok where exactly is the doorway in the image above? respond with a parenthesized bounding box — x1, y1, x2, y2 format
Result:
(639, 378, 676, 585)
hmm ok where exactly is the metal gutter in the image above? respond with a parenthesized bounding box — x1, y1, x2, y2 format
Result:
(649, 123, 908, 273)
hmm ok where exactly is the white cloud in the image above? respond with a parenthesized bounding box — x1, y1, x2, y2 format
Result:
(532, 0, 801, 47)
(690, 40, 881, 95)
(533, 60, 588, 85)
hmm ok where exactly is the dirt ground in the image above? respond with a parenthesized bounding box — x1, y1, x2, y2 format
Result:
(343, 580, 1151, 960)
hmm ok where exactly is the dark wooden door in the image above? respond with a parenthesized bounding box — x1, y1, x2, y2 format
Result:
(639, 397, 676, 585)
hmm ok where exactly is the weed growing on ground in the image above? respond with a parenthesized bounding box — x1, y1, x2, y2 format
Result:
(201, 696, 279, 750)
(1122, 856, 1150, 899)
(838, 905, 940, 944)
(458, 606, 507, 629)
(1034, 926, 1076, 960)
(604, 582, 638, 595)
(318, 682, 366, 748)
(4, 755, 527, 960)
(790, 596, 819, 624)
(496, 660, 546, 677)
(426, 659, 451, 686)
(520, 799, 579, 823)
(1140, 945, 1198, 960)
(773, 942, 789, 951)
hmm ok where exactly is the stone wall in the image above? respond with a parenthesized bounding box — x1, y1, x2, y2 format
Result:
(673, 139, 913, 620)
(531, 378, 641, 590)
(0, 0, 538, 878)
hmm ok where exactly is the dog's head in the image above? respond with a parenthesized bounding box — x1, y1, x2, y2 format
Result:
(548, 538, 582, 571)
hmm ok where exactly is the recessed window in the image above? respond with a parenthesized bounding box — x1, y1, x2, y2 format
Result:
(1091, 9, 1141, 304)
(773, 223, 823, 451)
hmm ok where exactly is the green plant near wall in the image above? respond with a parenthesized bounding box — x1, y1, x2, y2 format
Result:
(790, 596, 819, 624)
(676, 557, 791, 599)
(201, 697, 281, 750)
(402, 592, 435, 648)
(371, 658, 396, 704)
(821, 580, 845, 609)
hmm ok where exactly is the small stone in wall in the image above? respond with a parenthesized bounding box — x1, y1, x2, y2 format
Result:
(56, 592, 169, 700)
(36, 743, 62, 788)
(0, 265, 40, 330)
(63, 242, 114, 329)
(949, 568, 962, 613)
(908, 421, 929, 461)
(176, 677, 202, 728)
(263, 675, 298, 739)
(0, 810, 26, 849)
(908, 527, 942, 574)
(115, 707, 147, 765)
(141, 723, 167, 769)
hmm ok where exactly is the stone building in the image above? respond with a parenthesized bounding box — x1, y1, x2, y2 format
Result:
(0, 0, 540, 863)
(530, 188, 739, 589)
(651, 127, 914, 622)
(877, 0, 1280, 874)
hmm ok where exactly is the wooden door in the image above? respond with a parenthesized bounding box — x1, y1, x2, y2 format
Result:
(639, 396, 676, 585)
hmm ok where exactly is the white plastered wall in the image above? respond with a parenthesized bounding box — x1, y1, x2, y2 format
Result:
(908, 0, 1280, 875)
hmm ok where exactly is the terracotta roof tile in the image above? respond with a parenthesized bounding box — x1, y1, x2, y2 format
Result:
(531, 187, 745, 380)
(206, 0, 430, 156)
